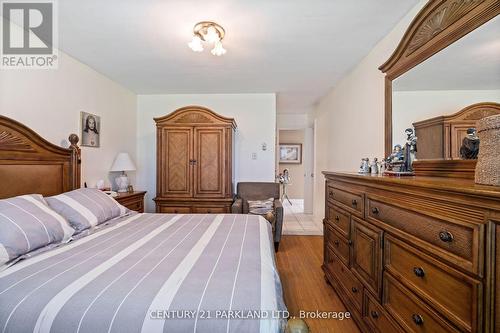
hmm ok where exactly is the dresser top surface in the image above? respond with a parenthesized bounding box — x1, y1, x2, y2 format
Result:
(323, 171, 500, 200)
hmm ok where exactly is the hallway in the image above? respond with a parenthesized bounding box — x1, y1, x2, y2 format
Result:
(282, 199, 323, 235)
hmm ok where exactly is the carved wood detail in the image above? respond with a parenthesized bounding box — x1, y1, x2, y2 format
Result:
(154, 105, 237, 129)
(407, 0, 484, 55)
(0, 131, 36, 151)
(0, 115, 81, 198)
(175, 112, 213, 124)
(463, 109, 500, 120)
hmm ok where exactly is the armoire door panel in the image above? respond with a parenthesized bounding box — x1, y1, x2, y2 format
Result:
(194, 128, 225, 197)
(161, 128, 193, 197)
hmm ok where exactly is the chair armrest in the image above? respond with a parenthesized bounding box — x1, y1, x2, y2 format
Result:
(231, 198, 243, 214)
(273, 199, 283, 212)
(273, 199, 284, 243)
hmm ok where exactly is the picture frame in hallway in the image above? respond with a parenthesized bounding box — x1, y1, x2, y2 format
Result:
(279, 143, 302, 164)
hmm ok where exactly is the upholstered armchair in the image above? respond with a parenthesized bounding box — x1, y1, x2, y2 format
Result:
(231, 182, 283, 251)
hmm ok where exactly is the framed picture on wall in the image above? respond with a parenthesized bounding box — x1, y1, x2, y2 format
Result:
(279, 143, 302, 164)
(81, 111, 100, 147)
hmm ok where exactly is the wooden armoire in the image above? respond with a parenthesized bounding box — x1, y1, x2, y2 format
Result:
(413, 102, 500, 160)
(154, 106, 236, 213)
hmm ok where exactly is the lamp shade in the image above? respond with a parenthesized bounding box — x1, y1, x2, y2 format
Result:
(110, 153, 136, 172)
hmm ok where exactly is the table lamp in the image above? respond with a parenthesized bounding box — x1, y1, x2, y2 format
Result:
(110, 152, 136, 192)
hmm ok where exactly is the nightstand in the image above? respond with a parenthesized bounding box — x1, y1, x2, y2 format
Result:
(115, 191, 146, 213)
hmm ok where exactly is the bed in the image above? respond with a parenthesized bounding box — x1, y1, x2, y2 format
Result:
(0, 115, 286, 333)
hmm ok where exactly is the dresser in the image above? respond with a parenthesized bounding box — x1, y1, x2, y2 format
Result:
(154, 106, 236, 214)
(322, 172, 500, 333)
(115, 191, 146, 213)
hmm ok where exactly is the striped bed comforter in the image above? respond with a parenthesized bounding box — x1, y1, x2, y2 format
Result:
(0, 213, 286, 333)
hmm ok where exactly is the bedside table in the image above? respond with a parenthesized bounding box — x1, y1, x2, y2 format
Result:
(115, 191, 146, 213)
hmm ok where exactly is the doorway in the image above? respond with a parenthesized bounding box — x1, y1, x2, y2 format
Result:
(278, 129, 321, 235)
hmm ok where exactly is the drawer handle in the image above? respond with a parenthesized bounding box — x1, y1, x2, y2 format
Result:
(413, 267, 425, 278)
(335, 215, 340, 222)
(348, 240, 353, 246)
(370, 311, 379, 319)
(351, 199, 358, 207)
(174, 210, 178, 214)
(439, 231, 454, 243)
(329, 191, 334, 197)
(371, 207, 379, 214)
(334, 240, 340, 247)
(351, 287, 358, 293)
(412, 314, 424, 326)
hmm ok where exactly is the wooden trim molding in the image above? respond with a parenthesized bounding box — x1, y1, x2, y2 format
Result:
(412, 159, 477, 179)
(379, 0, 500, 157)
(413, 102, 500, 128)
(154, 105, 237, 129)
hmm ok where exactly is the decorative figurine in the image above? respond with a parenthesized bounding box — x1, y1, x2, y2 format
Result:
(276, 169, 293, 205)
(371, 158, 379, 175)
(379, 158, 387, 174)
(403, 128, 417, 172)
(389, 144, 404, 163)
(384, 128, 417, 176)
(460, 128, 480, 159)
(358, 158, 370, 174)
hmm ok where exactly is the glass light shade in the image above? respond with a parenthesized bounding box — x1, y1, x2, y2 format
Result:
(211, 40, 227, 56)
(188, 35, 203, 52)
(204, 26, 219, 43)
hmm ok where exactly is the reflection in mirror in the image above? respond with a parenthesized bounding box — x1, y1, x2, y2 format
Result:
(392, 15, 500, 160)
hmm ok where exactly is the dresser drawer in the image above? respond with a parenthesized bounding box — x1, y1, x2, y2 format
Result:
(367, 197, 480, 274)
(159, 206, 191, 214)
(327, 205, 351, 238)
(115, 192, 146, 213)
(192, 206, 227, 214)
(326, 248, 363, 312)
(327, 185, 364, 217)
(383, 273, 460, 333)
(363, 290, 401, 333)
(325, 224, 350, 266)
(120, 199, 143, 212)
(384, 235, 480, 332)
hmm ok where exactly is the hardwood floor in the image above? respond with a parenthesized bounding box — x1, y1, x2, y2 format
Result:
(276, 236, 360, 333)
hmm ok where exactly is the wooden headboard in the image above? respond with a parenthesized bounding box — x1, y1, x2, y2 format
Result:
(0, 115, 81, 199)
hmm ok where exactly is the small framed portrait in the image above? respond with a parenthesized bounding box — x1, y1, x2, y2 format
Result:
(81, 112, 100, 147)
(279, 143, 302, 164)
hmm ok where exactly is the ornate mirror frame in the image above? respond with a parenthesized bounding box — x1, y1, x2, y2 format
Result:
(379, 0, 500, 164)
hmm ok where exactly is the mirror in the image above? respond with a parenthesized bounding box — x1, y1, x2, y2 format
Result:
(392, 15, 500, 161)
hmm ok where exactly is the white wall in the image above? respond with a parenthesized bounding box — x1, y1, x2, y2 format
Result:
(0, 51, 137, 190)
(393, 89, 500, 144)
(136, 94, 277, 212)
(310, 2, 425, 219)
(277, 114, 313, 130)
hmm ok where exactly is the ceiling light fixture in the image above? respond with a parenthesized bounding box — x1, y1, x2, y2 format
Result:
(188, 21, 226, 56)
